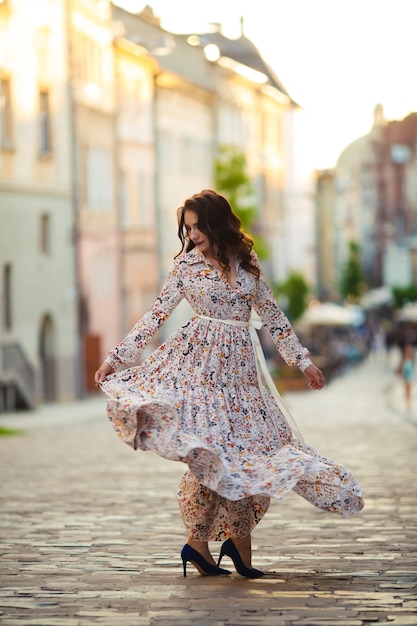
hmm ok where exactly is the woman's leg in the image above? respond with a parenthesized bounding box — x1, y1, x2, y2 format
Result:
(178, 470, 270, 561)
(405, 381, 412, 407)
(230, 534, 253, 567)
(186, 540, 216, 565)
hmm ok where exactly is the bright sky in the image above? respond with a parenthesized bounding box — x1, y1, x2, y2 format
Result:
(114, 0, 416, 172)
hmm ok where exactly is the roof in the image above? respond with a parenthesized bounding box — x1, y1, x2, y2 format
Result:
(112, 4, 296, 105)
(180, 29, 295, 103)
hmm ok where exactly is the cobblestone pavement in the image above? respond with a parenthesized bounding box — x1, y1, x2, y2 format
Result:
(1, 355, 416, 626)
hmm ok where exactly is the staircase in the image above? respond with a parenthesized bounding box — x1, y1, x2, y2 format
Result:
(0, 343, 36, 411)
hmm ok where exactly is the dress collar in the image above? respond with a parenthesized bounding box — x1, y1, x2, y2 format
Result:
(181, 248, 206, 265)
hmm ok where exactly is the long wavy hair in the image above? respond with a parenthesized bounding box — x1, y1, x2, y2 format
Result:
(176, 189, 260, 279)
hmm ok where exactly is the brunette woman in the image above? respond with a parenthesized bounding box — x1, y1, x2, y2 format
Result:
(95, 190, 363, 578)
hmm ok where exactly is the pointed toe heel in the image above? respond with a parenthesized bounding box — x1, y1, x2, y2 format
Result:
(217, 538, 264, 578)
(181, 544, 231, 577)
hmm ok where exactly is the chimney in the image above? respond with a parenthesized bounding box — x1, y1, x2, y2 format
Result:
(209, 22, 222, 33)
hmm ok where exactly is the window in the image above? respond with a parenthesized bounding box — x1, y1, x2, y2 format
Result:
(180, 137, 211, 176)
(86, 147, 113, 210)
(0, 78, 13, 150)
(72, 30, 103, 88)
(119, 172, 128, 227)
(92, 253, 114, 299)
(158, 131, 174, 170)
(3, 263, 12, 331)
(138, 172, 153, 227)
(39, 90, 52, 154)
(39, 214, 50, 256)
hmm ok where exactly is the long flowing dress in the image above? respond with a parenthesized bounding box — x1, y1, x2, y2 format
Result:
(100, 248, 364, 540)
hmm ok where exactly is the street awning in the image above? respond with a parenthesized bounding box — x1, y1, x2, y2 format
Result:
(360, 286, 393, 310)
(394, 303, 417, 322)
(299, 302, 365, 327)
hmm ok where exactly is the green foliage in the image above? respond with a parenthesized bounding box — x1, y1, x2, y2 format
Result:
(392, 284, 417, 308)
(0, 426, 23, 436)
(214, 144, 269, 259)
(274, 272, 310, 322)
(339, 241, 366, 303)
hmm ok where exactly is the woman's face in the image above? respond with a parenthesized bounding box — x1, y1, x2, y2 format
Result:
(184, 210, 214, 257)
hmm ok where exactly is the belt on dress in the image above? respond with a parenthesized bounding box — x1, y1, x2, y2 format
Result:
(196, 314, 306, 449)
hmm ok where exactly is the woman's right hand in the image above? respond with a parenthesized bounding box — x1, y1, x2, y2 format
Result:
(94, 361, 114, 386)
(302, 363, 325, 390)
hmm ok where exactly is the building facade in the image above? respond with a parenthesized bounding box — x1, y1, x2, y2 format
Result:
(113, 36, 159, 341)
(315, 105, 417, 302)
(69, 0, 122, 391)
(0, 0, 79, 408)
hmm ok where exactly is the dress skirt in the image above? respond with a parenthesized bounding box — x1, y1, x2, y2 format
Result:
(100, 314, 364, 539)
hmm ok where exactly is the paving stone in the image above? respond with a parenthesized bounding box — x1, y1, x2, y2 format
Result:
(1, 356, 417, 624)
(4, 617, 83, 626)
(297, 621, 364, 626)
(383, 618, 417, 625)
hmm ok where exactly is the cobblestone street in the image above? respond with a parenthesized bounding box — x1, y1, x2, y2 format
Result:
(1, 355, 416, 625)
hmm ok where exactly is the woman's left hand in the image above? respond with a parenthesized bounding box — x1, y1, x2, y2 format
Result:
(303, 364, 325, 390)
(94, 361, 114, 386)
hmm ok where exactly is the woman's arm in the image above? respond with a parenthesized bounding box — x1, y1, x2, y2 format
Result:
(96, 259, 185, 379)
(251, 256, 324, 389)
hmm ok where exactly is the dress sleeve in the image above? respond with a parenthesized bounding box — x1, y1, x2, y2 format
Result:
(105, 259, 185, 370)
(251, 255, 312, 371)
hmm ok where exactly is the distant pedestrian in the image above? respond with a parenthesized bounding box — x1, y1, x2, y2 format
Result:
(400, 343, 415, 410)
(94, 189, 364, 579)
(370, 327, 386, 362)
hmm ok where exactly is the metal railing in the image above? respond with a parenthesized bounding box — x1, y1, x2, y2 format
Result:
(0, 342, 36, 410)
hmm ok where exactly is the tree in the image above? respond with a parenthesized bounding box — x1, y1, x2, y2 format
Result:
(214, 144, 269, 258)
(274, 272, 310, 322)
(392, 284, 417, 309)
(339, 241, 366, 302)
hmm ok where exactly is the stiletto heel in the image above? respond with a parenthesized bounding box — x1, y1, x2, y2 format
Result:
(180, 544, 231, 577)
(217, 538, 264, 578)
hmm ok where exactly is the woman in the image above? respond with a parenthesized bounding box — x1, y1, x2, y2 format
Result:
(95, 190, 364, 578)
(401, 343, 415, 410)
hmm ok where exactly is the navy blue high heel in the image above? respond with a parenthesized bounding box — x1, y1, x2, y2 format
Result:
(217, 538, 264, 578)
(181, 544, 231, 577)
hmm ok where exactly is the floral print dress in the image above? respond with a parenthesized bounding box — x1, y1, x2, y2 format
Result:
(100, 249, 364, 540)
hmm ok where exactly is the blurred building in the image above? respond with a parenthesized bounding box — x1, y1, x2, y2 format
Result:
(0, 0, 79, 408)
(69, 0, 122, 392)
(315, 169, 337, 300)
(0, 0, 306, 409)
(374, 110, 417, 287)
(113, 35, 159, 337)
(315, 105, 417, 300)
